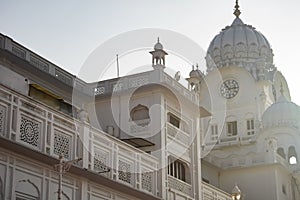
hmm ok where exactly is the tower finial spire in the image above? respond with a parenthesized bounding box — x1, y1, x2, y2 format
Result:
(234, 0, 241, 18)
(157, 37, 160, 43)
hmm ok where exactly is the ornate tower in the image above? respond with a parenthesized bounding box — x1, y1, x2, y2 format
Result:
(149, 38, 168, 70)
(186, 64, 204, 92)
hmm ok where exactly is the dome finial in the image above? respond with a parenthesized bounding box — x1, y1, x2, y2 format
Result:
(234, 0, 241, 18)
(154, 37, 163, 50)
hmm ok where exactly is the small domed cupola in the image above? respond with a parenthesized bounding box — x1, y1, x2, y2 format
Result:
(150, 37, 168, 70)
(186, 64, 204, 92)
(154, 38, 163, 50)
(262, 86, 300, 129)
(205, 0, 275, 79)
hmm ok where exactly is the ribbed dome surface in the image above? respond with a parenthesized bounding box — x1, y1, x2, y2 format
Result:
(262, 95, 300, 129)
(206, 17, 274, 72)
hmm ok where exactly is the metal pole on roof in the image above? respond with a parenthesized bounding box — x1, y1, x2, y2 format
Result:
(116, 54, 120, 78)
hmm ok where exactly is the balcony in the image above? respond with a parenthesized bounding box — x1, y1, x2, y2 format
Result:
(167, 176, 232, 200)
(166, 122, 190, 147)
(0, 34, 78, 88)
(0, 84, 159, 196)
(163, 73, 199, 104)
(168, 175, 193, 197)
(205, 150, 277, 169)
(203, 133, 256, 150)
(93, 67, 199, 105)
(202, 181, 231, 200)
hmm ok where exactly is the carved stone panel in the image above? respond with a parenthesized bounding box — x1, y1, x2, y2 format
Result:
(0, 105, 6, 136)
(20, 115, 41, 148)
(118, 160, 132, 185)
(142, 172, 153, 192)
(54, 130, 72, 159)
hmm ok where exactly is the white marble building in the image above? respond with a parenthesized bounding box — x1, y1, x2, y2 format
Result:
(200, 2, 300, 200)
(0, 1, 300, 200)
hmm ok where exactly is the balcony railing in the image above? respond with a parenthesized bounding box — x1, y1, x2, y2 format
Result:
(202, 181, 231, 200)
(167, 176, 232, 200)
(166, 122, 190, 147)
(206, 150, 275, 169)
(0, 34, 77, 88)
(168, 175, 193, 197)
(163, 73, 199, 104)
(0, 84, 158, 196)
(203, 133, 256, 149)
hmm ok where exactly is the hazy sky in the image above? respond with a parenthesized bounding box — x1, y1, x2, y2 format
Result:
(1, 0, 300, 104)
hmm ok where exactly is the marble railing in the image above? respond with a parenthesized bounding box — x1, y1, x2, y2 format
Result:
(94, 73, 151, 95)
(93, 67, 199, 105)
(168, 175, 193, 197)
(163, 73, 199, 104)
(167, 175, 232, 200)
(0, 34, 77, 87)
(0, 84, 158, 196)
(202, 181, 232, 200)
(206, 151, 275, 169)
(0, 33, 198, 106)
(166, 122, 191, 147)
(204, 133, 256, 149)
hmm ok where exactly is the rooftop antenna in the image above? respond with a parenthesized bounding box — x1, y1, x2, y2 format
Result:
(116, 54, 120, 78)
(234, 0, 241, 18)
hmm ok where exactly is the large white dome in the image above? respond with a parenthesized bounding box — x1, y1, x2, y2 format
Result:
(206, 17, 275, 74)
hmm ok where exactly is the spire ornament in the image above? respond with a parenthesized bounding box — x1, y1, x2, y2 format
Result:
(234, 0, 241, 18)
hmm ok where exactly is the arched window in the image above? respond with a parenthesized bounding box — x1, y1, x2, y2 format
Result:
(226, 121, 237, 136)
(245, 113, 255, 135)
(211, 124, 218, 140)
(130, 104, 149, 121)
(288, 146, 298, 165)
(168, 156, 189, 182)
(226, 116, 238, 136)
(246, 119, 255, 135)
(15, 179, 40, 200)
(208, 118, 218, 140)
(277, 147, 286, 159)
(289, 156, 297, 165)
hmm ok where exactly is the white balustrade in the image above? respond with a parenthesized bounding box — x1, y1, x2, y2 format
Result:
(168, 175, 193, 197)
(167, 122, 190, 146)
(202, 181, 231, 200)
(163, 73, 199, 104)
(0, 33, 74, 87)
(0, 84, 158, 196)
